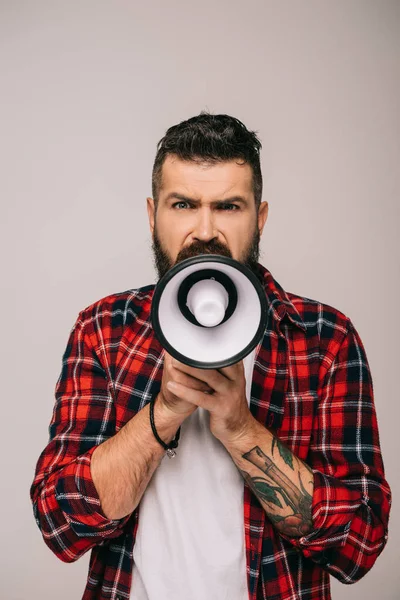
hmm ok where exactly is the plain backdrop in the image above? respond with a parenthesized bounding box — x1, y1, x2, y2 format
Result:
(1, 1, 399, 599)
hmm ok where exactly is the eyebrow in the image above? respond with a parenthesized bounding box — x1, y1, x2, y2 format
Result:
(163, 192, 248, 206)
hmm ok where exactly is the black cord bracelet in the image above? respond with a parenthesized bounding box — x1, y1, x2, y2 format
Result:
(149, 397, 181, 458)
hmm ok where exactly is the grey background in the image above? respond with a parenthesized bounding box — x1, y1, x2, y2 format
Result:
(1, 1, 399, 599)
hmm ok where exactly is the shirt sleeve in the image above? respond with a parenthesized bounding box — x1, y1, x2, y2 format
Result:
(29, 311, 133, 563)
(281, 318, 391, 583)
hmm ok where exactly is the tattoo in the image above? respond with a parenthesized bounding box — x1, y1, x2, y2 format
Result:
(271, 436, 294, 470)
(240, 444, 313, 537)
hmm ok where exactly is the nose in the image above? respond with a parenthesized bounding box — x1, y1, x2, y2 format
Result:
(192, 207, 218, 242)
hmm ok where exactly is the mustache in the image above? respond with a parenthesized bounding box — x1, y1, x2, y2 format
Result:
(175, 240, 232, 264)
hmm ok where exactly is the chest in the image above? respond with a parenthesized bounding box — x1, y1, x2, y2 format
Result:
(112, 321, 319, 461)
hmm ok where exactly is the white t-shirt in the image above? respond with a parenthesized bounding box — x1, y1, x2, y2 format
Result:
(130, 348, 256, 600)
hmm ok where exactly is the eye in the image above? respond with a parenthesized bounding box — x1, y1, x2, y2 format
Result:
(172, 201, 191, 210)
(218, 203, 239, 211)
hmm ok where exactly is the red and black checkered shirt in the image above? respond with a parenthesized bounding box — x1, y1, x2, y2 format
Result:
(30, 262, 391, 600)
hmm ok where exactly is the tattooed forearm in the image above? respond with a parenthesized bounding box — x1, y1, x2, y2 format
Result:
(240, 444, 313, 537)
(218, 416, 314, 537)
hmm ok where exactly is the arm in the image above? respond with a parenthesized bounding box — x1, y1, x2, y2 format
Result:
(90, 394, 184, 520)
(220, 423, 314, 537)
(220, 319, 391, 583)
(30, 312, 183, 563)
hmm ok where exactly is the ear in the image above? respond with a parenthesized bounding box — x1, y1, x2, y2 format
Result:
(258, 201, 269, 236)
(147, 197, 155, 235)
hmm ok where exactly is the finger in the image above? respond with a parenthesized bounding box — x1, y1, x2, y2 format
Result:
(217, 359, 245, 381)
(172, 360, 224, 392)
(166, 381, 215, 410)
(172, 357, 244, 386)
(172, 367, 214, 393)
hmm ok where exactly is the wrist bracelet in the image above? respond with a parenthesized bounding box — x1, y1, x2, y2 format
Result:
(149, 397, 181, 458)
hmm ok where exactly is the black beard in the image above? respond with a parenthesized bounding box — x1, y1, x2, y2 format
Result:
(151, 222, 262, 282)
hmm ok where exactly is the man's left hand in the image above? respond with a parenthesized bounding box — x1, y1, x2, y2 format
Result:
(166, 355, 255, 443)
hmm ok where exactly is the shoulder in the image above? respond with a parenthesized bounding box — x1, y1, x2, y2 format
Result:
(76, 284, 156, 332)
(285, 289, 354, 347)
(284, 290, 369, 385)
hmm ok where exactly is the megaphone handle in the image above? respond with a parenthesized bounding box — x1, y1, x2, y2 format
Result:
(149, 398, 181, 458)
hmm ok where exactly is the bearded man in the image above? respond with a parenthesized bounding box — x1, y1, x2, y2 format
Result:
(30, 111, 391, 600)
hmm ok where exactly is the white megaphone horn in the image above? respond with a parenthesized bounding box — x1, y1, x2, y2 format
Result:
(151, 254, 267, 369)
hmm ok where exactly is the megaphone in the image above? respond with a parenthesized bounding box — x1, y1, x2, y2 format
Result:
(151, 254, 268, 369)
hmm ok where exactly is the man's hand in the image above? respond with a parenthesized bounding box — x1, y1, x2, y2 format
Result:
(164, 353, 255, 443)
(158, 351, 214, 419)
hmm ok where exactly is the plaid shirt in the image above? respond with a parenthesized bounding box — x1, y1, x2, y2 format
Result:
(30, 262, 391, 600)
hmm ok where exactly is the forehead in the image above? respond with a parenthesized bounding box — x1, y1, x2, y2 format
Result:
(159, 155, 253, 197)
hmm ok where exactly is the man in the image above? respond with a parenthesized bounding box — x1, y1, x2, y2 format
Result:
(30, 112, 391, 600)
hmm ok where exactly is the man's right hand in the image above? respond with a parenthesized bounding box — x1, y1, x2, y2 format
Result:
(158, 350, 214, 418)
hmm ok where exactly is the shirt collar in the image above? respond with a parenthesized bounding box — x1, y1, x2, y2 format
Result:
(255, 262, 307, 333)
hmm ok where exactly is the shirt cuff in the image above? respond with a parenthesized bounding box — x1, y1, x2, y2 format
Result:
(280, 469, 365, 562)
(54, 445, 132, 536)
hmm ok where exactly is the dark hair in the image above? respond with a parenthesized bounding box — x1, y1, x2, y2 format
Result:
(151, 111, 263, 209)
